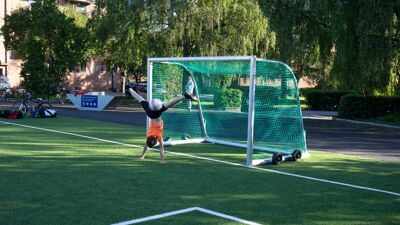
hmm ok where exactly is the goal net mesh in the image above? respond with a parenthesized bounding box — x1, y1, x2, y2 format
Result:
(151, 59, 306, 160)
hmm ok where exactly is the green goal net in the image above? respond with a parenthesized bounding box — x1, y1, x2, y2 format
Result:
(149, 56, 307, 165)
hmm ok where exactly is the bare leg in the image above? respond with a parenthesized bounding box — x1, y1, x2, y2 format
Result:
(159, 140, 166, 164)
(139, 145, 148, 160)
(129, 88, 145, 102)
(163, 96, 185, 108)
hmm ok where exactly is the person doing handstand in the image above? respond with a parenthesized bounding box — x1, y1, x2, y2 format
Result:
(128, 88, 197, 164)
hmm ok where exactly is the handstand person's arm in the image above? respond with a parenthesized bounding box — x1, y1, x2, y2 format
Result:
(128, 88, 145, 102)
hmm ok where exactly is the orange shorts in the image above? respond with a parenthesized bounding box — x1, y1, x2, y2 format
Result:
(147, 120, 163, 142)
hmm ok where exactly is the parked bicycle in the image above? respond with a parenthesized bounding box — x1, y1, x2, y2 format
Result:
(31, 98, 54, 117)
(10, 93, 53, 117)
(57, 82, 72, 104)
(10, 92, 33, 117)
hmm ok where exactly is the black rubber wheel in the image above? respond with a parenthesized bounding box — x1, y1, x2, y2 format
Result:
(292, 150, 302, 161)
(272, 152, 283, 165)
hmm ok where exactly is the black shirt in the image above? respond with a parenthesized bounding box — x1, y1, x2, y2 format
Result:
(140, 101, 167, 119)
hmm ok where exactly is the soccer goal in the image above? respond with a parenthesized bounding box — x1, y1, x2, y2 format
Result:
(147, 56, 308, 166)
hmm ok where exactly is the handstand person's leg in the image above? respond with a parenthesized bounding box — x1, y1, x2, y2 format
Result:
(129, 88, 145, 102)
(184, 92, 198, 101)
(164, 94, 198, 109)
(163, 96, 185, 109)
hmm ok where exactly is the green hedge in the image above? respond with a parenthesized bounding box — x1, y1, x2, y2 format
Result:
(338, 95, 400, 119)
(214, 88, 242, 109)
(303, 90, 356, 111)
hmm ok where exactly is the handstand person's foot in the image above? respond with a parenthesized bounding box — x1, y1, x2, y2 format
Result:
(184, 93, 198, 101)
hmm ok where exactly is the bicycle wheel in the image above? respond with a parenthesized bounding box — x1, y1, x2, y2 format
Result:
(38, 102, 53, 111)
(11, 102, 27, 116)
(25, 101, 33, 113)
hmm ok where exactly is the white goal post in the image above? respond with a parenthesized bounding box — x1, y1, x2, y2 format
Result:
(146, 56, 308, 166)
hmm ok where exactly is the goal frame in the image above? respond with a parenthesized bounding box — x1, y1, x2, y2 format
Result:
(147, 56, 308, 166)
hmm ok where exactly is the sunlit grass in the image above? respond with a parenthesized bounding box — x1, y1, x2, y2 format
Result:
(1, 116, 399, 225)
(370, 113, 400, 126)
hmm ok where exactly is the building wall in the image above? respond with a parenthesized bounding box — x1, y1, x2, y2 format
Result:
(298, 77, 317, 89)
(67, 57, 122, 92)
(0, 0, 28, 88)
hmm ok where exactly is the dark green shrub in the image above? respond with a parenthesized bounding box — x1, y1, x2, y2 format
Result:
(214, 88, 242, 109)
(299, 88, 317, 97)
(303, 90, 356, 111)
(338, 95, 400, 119)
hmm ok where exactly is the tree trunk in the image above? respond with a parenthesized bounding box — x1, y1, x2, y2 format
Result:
(183, 28, 191, 57)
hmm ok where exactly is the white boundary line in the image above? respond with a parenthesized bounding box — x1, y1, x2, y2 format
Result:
(333, 117, 400, 129)
(1, 120, 400, 197)
(111, 207, 261, 225)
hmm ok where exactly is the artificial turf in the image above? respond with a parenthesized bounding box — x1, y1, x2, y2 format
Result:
(0, 116, 399, 225)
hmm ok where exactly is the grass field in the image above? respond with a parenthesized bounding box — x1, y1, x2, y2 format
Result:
(1, 116, 400, 225)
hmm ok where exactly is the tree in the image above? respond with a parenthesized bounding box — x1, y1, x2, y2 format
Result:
(90, 0, 275, 88)
(89, 0, 150, 84)
(149, 0, 275, 58)
(259, 0, 333, 84)
(1, 0, 88, 97)
(144, 0, 277, 91)
(259, 0, 400, 95)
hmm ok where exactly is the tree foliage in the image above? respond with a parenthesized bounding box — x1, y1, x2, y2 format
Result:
(148, 0, 274, 57)
(90, 0, 275, 87)
(1, 0, 88, 97)
(3, 0, 398, 97)
(89, 0, 150, 83)
(259, 0, 400, 95)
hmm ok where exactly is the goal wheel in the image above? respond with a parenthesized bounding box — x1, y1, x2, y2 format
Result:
(291, 150, 302, 161)
(272, 153, 283, 165)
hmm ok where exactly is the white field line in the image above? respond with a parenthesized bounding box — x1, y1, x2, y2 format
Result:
(111, 207, 261, 225)
(1, 120, 400, 197)
(302, 116, 333, 120)
(334, 117, 400, 129)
